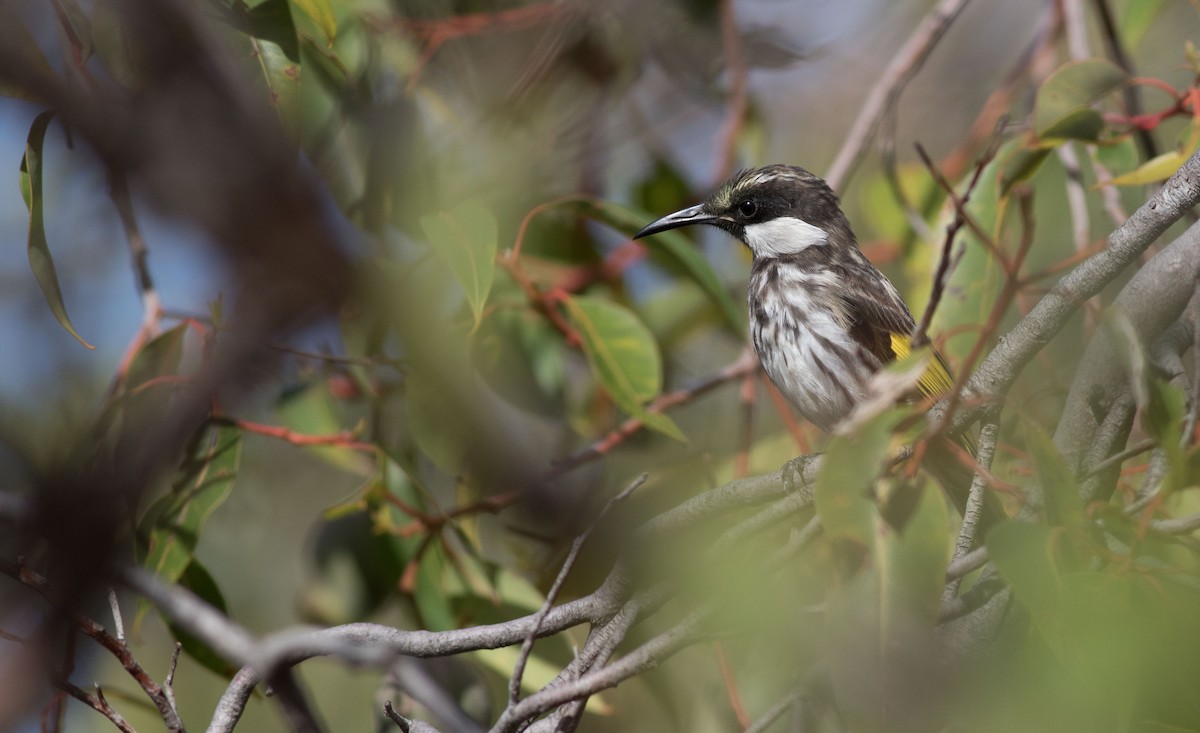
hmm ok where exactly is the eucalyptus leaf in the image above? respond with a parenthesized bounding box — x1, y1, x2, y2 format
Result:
(421, 201, 498, 328)
(291, 0, 337, 44)
(563, 295, 684, 441)
(1033, 60, 1127, 140)
(166, 560, 237, 677)
(20, 111, 93, 349)
(140, 424, 243, 588)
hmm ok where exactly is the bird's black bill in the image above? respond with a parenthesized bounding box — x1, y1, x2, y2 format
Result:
(632, 204, 718, 239)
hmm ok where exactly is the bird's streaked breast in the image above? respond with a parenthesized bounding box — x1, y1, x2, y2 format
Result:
(749, 261, 880, 432)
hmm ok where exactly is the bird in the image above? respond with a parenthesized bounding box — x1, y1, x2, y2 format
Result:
(633, 164, 998, 529)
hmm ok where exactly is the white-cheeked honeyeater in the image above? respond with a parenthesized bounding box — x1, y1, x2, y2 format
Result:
(634, 164, 999, 528)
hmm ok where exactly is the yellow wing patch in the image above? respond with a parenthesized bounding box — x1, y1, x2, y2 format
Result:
(889, 332, 956, 400)
(890, 332, 977, 454)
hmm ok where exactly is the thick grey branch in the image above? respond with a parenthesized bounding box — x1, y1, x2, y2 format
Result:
(1054, 218, 1200, 464)
(953, 149, 1200, 435)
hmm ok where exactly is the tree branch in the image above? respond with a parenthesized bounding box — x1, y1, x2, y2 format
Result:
(824, 0, 973, 191)
(952, 148, 1200, 438)
(1053, 218, 1200, 465)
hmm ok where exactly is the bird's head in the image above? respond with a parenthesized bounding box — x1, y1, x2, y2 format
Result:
(633, 164, 855, 258)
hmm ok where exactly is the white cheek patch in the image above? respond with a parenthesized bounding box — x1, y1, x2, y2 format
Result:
(742, 217, 828, 256)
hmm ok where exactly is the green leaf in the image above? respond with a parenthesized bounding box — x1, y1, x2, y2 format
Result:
(1033, 60, 1128, 140)
(290, 0, 337, 44)
(563, 295, 684, 441)
(95, 324, 189, 463)
(125, 322, 187, 392)
(999, 145, 1052, 198)
(20, 111, 93, 349)
(815, 409, 905, 544)
(564, 296, 661, 403)
(878, 483, 950, 626)
(239, 0, 302, 128)
(250, 37, 301, 126)
(987, 521, 1089, 645)
(1023, 420, 1085, 526)
(1108, 138, 1200, 186)
(986, 521, 1064, 625)
(1039, 107, 1106, 142)
(1094, 135, 1139, 173)
(166, 560, 237, 677)
(421, 201, 498, 329)
(414, 542, 457, 632)
(244, 0, 300, 61)
(1121, 0, 1167, 49)
(140, 424, 242, 587)
(569, 198, 745, 336)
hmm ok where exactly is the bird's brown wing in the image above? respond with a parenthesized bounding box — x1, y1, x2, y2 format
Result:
(836, 264, 917, 365)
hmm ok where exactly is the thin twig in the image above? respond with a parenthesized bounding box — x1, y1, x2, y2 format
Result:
(62, 681, 137, 733)
(108, 169, 165, 394)
(944, 416, 1000, 602)
(107, 588, 125, 643)
(546, 353, 756, 478)
(1081, 439, 1155, 479)
(714, 640, 751, 728)
(743, 690, 801, 733)
(1061, 0, 1130, 227)
(735, 366, 758, 478)
(493, 610, 710, 733)
(939, 2, 1060, 180)
(266, 669, 324, 733)
(946, 544, 989, 581)
(761, 374, 811, 454)
(712, 0, 749, 184)
(383, 701, 411, 731)
(881, 107, 935, 242)
(1058, 143, 1103, 329)
(911, 126, 1004, 347)
(1151, 512, 1200, 535)
(217, 416, 376, 453)
(1091, 0, 1158, 160)
(1057, 144, 1091, 253)
(508, 474, 647, 705)
(0, 559, 185, 731)
(824, 0, 973, 191)
(164, 642, 183, 722)
(931, 188, 1037, 444)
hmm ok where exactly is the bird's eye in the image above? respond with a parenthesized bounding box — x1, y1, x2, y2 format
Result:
(737, 200, 757, 218)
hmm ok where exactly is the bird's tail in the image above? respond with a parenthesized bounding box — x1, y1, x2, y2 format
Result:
(924, 435, 1006, 542)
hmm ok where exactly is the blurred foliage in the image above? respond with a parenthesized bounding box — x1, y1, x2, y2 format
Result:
(4, 0, 1200, 731)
